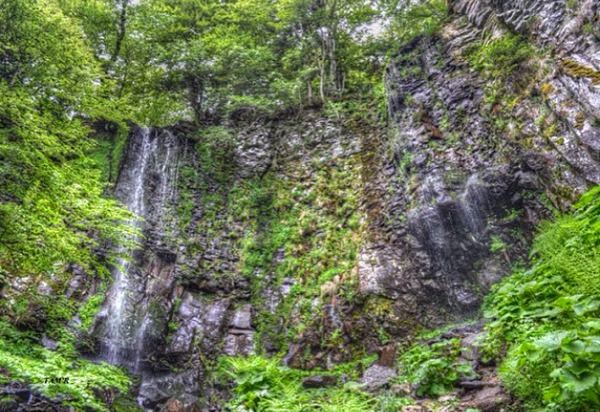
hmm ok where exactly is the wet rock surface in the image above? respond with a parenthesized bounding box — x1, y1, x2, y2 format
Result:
(138, 370, 200, 410)
(302, 375, 338, 389)
(66, 1, 598, 409)
(359, 0, 599, 330)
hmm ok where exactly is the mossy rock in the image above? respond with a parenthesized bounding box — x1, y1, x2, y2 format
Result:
(561, 59, 600, 85)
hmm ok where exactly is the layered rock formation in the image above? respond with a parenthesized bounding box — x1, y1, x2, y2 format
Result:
(358, 0, 599, 328)
(75, 0, 599, 409)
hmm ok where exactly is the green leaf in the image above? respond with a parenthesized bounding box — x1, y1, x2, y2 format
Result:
(561, 339, 586, 354)
(573, 299, 600, 316)
(561, 372, 597, 394)
(584, 337, 600, 353)
(535, 331, 569, 351)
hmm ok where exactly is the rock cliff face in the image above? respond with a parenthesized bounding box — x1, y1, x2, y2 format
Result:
(84, 0, 599, 408)
(84, 114, 361, 409)
(357, 0, 599, 328)
(85, 127, 256, 409)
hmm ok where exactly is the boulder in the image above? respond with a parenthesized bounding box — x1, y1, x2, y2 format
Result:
(302, 375, 337, 389)
(361, 364, 397, 391)
(461, 385, 510, 412)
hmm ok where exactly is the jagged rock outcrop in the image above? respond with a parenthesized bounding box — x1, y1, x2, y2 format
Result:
(71, 1, 598, 408)
(357, 0, 599, 327)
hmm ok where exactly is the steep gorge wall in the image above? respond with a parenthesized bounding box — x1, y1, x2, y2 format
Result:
(1, 1, 598, 411)
(91, 3, 599, 408)
(6, 1, 596, 410)
(356, 0, 599, 330)
(76, 113, 364, 409)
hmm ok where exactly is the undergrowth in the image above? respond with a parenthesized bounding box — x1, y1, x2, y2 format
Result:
(218, 355, 411, 412)
(483, 186, 600, 411)
(396, 336, 475, 397)
(0, 320, 132, 411)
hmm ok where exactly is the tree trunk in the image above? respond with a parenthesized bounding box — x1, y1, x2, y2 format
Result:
(318, 43, 326, 103)
(111, 0, 129, 63)
(188, 76, 205, 122)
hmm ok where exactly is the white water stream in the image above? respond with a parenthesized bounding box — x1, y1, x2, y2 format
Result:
(99, 127, 180, 371)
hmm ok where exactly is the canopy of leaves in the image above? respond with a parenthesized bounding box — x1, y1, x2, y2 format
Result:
(0, 0, 134, 280)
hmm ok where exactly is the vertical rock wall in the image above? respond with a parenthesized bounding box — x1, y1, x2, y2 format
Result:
(357, 0, 599, 327)
(88, 2, 599, 408)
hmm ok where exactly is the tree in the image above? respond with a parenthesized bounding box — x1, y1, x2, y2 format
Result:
(0, 0, 133, 278)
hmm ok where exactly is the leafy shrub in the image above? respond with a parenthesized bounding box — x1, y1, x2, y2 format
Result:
(397, 337, 475, 397)
(468, 33, 534, 79)
(483, 187, 600, 410)
(0, 321, 132, 411)
(388, 0, 448, 44)
(218, 355, 411, 411)
(0, 0, 135, 280)
(78, 290, 107, 332)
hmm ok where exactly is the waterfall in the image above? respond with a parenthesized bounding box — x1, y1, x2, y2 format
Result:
(97, 126, 180, 371)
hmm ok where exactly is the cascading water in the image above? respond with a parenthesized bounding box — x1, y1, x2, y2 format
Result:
(103, 127, 154, 367)
(96, 126, 181, 371)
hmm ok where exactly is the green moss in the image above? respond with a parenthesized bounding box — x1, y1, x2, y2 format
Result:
(575, 112, 586, 129)
(489, 235, 507, 254)
(175, 165, 200, 231)
(227, 154, 364, 354)
(561, 59, 600, 85)
(582, 22, 594, 36)
(540, 82, 555, 97)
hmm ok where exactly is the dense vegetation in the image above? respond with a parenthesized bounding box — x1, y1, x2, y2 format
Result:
(0, 320, 132, 411)
(217, 354, 423, 411)
(220, 187, 600, 411)
(0, 0, 448, 408)
(483, 187, 600, 411)
(1, 0, 599, 410)
(0, 0, 448, 282)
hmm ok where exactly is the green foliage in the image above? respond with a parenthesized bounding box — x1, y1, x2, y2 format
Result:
(0, 321, 132, 411)
(0, 4, 138, 409)
(468, 33, 534, 80)
(387, 0, 448, 44)
(195, 126, 236, 185)
(483, 187, 600, 411)
(0, 0, 135, 280)
(397, 337, 475, 397)
(230, 157, 363, 352)
(489, 235, 507, 254)
(218, 355, 410, 411)
(78, 289, 107, 332)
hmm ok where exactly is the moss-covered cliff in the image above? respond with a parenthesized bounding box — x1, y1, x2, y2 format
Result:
(0, 0, 599, 411)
